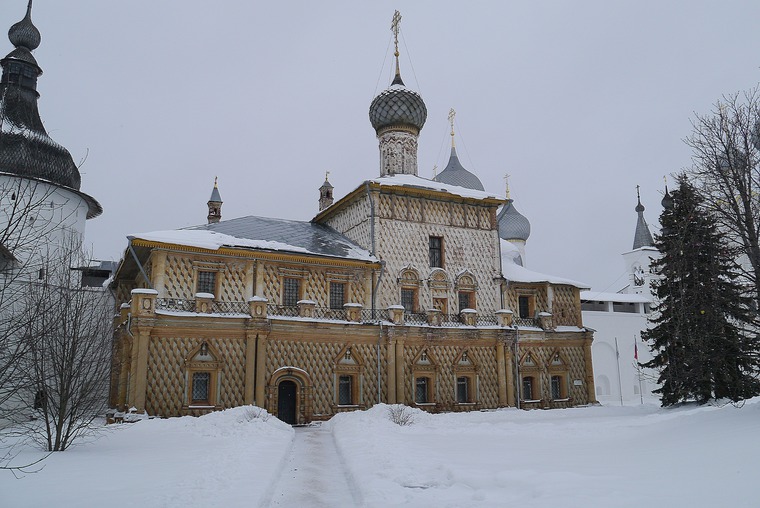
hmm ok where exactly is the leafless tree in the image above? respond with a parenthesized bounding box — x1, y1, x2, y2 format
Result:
(685, 87, 760, 316)
(18, 237, 113, 452)
(0, 177, 74, 424)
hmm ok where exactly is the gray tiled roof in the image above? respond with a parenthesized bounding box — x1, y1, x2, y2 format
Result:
(187, 215, 374, 261)
(433, 147, 484, 191)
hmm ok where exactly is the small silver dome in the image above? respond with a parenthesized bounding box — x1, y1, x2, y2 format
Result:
(497, 200, 531, 242)
(434, 146, 484, 191)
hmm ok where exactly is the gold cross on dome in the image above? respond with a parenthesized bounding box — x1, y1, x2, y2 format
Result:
(391, 10, 402, 56)
(448, 108, 456, 146)
(504, 173, 511, 199)
(325, 171, 330, 181)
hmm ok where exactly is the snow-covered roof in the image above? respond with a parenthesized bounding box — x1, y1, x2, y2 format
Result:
(580, 291, 652, 303)
(130, 216, 376, 262)
(500, 239, 589, 289)
(369, 174, 501, 201)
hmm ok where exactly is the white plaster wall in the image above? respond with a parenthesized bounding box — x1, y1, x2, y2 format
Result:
(584, 308, 659, 405)
(0, 174, 87, 271)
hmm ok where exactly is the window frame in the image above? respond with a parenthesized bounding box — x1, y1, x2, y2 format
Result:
(401, 287, 418, 313)
(329, 281, 346, 310)
(196, 270, 217, 295)
(517, 294, 535, 319)
(338, 374, 353, 405)
(429, 236, 444, 268)
(458, 290, 475, 312)
(282, 277, 301, 307)
(522, 376, 536, 401)
(415, 376, 431, 404)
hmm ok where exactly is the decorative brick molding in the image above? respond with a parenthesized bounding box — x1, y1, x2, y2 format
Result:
(131, 288, 157, 317)
(297, 299, 317, 318)
(495, 309, 513, 327)
(248, 296, 268, 319)
(460, 308, 477, 326)
(388, 305, 405, 324)
(343, 303, 363, 322)
(426, 308, 442, 326)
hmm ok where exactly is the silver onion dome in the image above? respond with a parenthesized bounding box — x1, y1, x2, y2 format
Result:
(369, 74, 427, 135)
(497, 200, 531, 242)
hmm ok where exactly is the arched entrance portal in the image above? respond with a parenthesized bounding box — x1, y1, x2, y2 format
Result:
(277, 380, 297, 424)
(269, 367, 313, 425)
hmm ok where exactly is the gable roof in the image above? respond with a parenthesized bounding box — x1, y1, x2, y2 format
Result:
(131, 215, 376, 262)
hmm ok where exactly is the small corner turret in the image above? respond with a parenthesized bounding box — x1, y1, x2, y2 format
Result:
(319, 171, 334, 211)
(207, 177, 222, 224)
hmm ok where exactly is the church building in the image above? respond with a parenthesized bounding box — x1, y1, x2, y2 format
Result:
(109, 13, 597, 423)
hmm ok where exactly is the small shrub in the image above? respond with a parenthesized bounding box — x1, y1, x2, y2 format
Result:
(387, 404, 415, 426)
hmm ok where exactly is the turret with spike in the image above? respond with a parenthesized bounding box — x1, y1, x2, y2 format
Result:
(207, 177, 222, 224)
(632, 185, 654, 249)
(319, 171, 334, 211)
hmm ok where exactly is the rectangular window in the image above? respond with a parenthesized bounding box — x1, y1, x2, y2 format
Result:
(329, 282, 346, 310)
(338, 375, 353, 405)
(197, 271, 216, 295)
(551, 375, 562, 400)
(192, 372, 211, 402)
(458, 291, 474, 312)
(415, 377, 429, 403)
(401, 288, 416, 313)
(456, 376, 469, 403)
(429, 236, 443, 268)
(283, 277, 300, 307)
(518, 295, 531, 319)
(522, 376, 534, 400)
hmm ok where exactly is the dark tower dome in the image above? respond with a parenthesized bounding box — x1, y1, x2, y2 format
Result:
(369, 75, 427, 135)
(497, 200, 531, 242)
(8, 2, 40, 51)
(0, 1, 100, 218)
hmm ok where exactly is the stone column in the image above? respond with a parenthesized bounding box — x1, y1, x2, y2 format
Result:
(255, 334, 268, 406)
(387, 338, 397, 404)
(244, 332, 257, 405)
(505, 344, 515, 407)
(152, 251, 167, 298)
(584, 339, 597, 404)
(395, 338, 405, 403)
(496, 341, 508, 406)
(245, 260, 255, 299)
(255, 261, 265, 297)
(131, 329, 150, 412)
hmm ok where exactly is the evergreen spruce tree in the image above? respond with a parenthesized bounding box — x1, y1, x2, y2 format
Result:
(643, 175, 760, 406)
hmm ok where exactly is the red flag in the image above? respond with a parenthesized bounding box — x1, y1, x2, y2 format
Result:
(634, 341, 639, 361)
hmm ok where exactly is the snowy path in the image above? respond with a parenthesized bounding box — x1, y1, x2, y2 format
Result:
(263, 423, 362, 508)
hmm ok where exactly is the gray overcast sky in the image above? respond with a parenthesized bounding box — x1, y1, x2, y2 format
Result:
(3, 1, 760, 292)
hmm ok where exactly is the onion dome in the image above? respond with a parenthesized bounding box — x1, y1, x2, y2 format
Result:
(0, 1, 101, 218)
(8, 2, 40, 51)
(434, 147, 484, 191)
(661, 186, 674, 210)
(497, 199, 531, 242)
(632, 187, 654, 249)
(369, 72, 427, 135)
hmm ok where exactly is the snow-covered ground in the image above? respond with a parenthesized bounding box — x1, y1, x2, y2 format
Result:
(2, 399, 758, 508)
